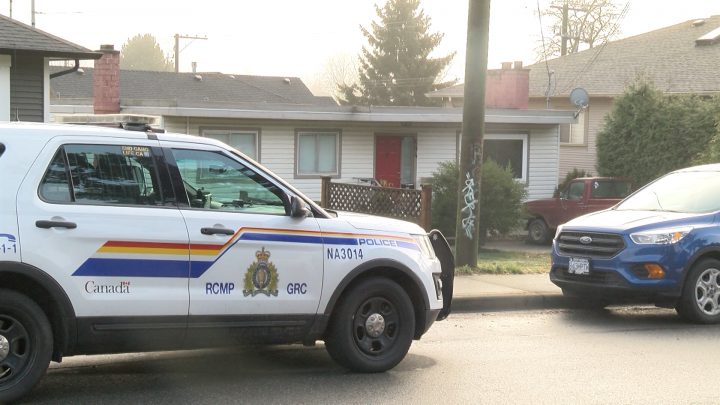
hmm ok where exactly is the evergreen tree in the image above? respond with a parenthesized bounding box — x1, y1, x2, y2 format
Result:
(597, 78, 720, 187)
(120, 34, 173, 72)
(338, 0, 455, 106)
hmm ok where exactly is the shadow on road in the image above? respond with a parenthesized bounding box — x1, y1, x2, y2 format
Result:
(24, 345, 437, 404)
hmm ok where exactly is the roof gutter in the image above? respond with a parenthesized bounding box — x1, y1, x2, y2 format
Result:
(49, 59, 80, 79)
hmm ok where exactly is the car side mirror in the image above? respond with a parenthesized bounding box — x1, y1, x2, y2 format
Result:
(289, 195, 310, 218)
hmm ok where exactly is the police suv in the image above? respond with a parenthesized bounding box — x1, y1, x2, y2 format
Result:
(0, 122, 453, 402)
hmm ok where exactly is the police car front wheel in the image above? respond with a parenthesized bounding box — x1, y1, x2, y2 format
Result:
(0, 289, 53, 403)
(324, 278, 415, 373)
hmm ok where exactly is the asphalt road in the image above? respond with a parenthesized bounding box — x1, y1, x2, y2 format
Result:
(20, 307, 720, 404)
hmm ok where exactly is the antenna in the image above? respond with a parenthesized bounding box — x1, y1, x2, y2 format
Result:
(569, 87, 589, 118)
(174, 34, 208, 73)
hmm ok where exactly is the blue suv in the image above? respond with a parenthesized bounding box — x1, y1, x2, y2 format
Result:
(551, 164, 720, 323)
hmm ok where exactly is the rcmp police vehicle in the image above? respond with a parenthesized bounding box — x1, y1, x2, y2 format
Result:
(0, 122, 453, 402)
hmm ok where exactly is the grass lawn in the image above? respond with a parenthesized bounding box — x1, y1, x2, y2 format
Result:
(456, 248, 551, 275)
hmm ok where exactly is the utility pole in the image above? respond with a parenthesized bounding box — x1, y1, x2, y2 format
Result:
(455, 0, 491, 267)
(561, 1, 568, 55)
(9, 0, 12, 18)
(30, 0, 34, 26)
(174, 34, 207, 73)
(551, 0, 585, 56)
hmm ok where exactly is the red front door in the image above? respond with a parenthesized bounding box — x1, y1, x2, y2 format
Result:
(375, 136, 402, 188)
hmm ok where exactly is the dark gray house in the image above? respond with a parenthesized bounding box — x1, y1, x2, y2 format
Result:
(0, 13, 99, 122)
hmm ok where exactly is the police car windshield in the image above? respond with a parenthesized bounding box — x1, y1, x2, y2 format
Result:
(616, 170, 720, 213)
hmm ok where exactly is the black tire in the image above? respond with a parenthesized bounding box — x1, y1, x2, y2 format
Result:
(0, 289, 53, 403)
(325, 278, 415, 373)
(527, 219, 550, 245)
(676, 259, 720, 324)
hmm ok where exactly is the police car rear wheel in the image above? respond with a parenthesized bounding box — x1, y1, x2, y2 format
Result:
(677, 259, 720, 324)
(0, 290, 53, 404)
(325, 278, 415, 373)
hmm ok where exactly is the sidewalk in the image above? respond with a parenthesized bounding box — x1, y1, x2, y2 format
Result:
(451, 273, 566, 313)
(450, 239, 567, 313)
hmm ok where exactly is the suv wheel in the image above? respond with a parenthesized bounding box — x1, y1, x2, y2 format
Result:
(0, 289, 53, 403)
(325, 278, 415, 372)
(677, 259, 720, 324)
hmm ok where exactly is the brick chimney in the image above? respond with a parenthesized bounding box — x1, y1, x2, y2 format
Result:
(93, 44, 120, 114)
(484, 61, 529, 109)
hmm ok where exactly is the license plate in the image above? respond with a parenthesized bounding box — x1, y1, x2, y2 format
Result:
(568, 257, 590, 275)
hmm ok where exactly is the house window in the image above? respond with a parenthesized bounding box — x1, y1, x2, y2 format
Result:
(296, 130, 340, 177)
(202, 129, 259, 160)
(560, 109, 587, 145)
(483, 134, 528, 182)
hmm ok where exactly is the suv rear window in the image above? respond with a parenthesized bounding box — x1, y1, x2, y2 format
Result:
(39, 144, 166, 206)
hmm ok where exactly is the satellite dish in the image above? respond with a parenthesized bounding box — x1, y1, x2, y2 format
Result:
(569, 87, 589, 108)
(569, 87, 589, 118)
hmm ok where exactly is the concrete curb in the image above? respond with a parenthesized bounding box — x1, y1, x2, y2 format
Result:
(451, 293, 568, 313)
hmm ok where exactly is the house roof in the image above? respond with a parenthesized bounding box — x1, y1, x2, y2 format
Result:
(96, 104, 576, 125)
(0, 14, 100, 59)
(50, 67, 337, 107)
(427, 16, 720, 100)
(528, 16, 720, 98)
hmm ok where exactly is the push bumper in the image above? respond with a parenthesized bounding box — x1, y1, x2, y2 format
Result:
(429, 230, 454, 320)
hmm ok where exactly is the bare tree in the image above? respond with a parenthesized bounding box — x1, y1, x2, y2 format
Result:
(311, 53, 360, 100)
(536, 0, 627, 61)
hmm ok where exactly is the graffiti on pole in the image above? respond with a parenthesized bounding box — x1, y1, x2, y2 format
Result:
(461, 171, 477, 239)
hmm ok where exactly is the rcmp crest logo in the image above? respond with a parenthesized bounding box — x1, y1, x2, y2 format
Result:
(243, 247, 279, 297)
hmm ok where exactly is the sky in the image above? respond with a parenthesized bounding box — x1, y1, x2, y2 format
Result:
(6, 0, 719, 95)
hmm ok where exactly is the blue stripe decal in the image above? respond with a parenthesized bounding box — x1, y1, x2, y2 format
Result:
(323, 237, 359, 245)
(397, 241, 421, 251)
(190, 261, 214, 278)
(72, 233, 417, 278)
(239, 233, 325, 244)
(73, 258, 189, 278)
(0, 234, 16, 242)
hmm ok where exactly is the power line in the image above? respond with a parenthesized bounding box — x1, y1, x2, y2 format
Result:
(559, 1, 630, 94)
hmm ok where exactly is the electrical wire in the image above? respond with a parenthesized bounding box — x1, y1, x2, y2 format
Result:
(559, 1, 630, 94)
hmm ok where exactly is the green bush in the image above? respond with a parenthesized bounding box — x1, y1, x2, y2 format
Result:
(430, 160, 527, 243)
(597, 78, 720, 187)
(553, 168, 592, 197)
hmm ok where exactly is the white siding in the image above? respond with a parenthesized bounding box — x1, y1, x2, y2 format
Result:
(530, 98, 614, 179)
(336, 128, 374, 183)
(527, 127, 560, 200)
(162, 116, 560, 201)
(416, 129, 457, 184)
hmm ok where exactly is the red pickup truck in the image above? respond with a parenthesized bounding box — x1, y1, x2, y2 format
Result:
(525, 177, 632, 244)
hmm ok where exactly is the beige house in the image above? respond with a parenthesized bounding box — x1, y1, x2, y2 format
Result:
(429, 16, 720, 179)
(50, 47, 574, 201)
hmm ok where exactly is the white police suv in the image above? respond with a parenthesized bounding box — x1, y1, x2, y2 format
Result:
(0, 122, 453, 402)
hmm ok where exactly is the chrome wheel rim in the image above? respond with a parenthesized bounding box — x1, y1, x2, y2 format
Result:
(353, 297, 399, 356)
(695, 268, 720, 316)
(0, 335, 8, 361)
(0, 315, 30, 382)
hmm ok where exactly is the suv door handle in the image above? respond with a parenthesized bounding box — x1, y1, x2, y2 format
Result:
(201, 227, 235, 236)
(36, 220, 77, 229)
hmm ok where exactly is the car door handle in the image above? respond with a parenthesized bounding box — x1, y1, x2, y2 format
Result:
(201, 227, 235, 236)
(36, 220, 77, 229)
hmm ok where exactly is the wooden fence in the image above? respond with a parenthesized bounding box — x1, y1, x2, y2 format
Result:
(320, 177, 432, 230)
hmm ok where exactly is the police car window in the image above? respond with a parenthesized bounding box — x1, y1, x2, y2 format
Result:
(40, 144, 164, 206)
(171, 149, 287, 215)
(39, 147, 72, 203)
